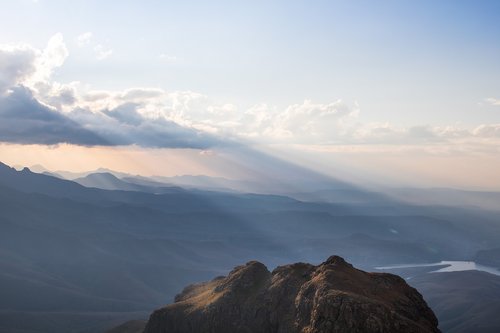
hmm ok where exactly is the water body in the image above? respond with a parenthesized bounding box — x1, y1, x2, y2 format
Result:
(376, 261, 500, 276)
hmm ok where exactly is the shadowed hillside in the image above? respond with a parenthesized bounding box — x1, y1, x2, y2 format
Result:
(411, 271, 500, 333)
(1, 162, 499, 332)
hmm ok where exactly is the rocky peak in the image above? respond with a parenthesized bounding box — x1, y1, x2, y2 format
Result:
(213, 260, 270, 293)
(323, 254, 353, 267)
(143, 255, 440, 333)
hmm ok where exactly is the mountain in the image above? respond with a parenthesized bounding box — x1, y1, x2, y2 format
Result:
(51, 167, 133, 180)
(74, 172, 152, 191)
(0, 162, 95, 200)
(1, 160, 500, 332)
(411, 271, 500, 333)
(24, 163, 500, 211)
(0, 162, 195, 207)
(143, 255, 440, 333)
(28, 164, 51, 173)
(120, 175, 176, 188)
(153, 174, 243, 190)
(387, 188, 500, 212)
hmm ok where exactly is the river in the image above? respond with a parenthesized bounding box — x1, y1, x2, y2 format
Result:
(375, 261, 500, 276)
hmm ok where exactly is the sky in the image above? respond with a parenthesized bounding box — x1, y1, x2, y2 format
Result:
(0, 0, 499, 189)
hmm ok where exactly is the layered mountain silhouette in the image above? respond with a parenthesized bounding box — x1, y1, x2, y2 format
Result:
(74, 172, 150, 191)
(1, 161, 500, 332)
(144, 256, 439, 333)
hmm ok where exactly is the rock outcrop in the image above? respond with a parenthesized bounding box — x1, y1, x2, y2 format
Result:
(143, 255, 440, 333)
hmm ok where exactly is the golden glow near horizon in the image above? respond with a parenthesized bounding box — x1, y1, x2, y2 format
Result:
(0, 143, 224, 177)
(1, 143, 500, 190)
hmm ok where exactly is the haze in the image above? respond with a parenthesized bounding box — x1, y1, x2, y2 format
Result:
(0, 0, 499, 189)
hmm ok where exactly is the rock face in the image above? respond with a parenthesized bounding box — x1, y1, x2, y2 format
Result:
(143, 256, 440, 333)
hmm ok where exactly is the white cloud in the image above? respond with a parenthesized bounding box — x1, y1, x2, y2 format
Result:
(260, 100, 358, 142)
(119, 88, 164, 101)
(94, 44, 113, 60)
(0, 33, 67, 95)
(75, 32, 113, 61)
(31, 33, 68, 83)
(0, 43, 37, 94)
(76, 32, 93, 47)
(68, 87, 500, 148)
(486, 97, 500, 106)
(472, 124, 500, 137)
(2, 35, 500, 153)
(159, 53, 177, 62)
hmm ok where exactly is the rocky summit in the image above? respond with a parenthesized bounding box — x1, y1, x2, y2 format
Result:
(143, 255, 440, 333)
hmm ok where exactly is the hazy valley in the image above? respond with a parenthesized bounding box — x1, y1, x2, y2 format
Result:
(0, 161, 499, 332)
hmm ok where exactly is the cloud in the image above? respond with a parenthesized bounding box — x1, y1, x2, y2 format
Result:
(76, 32, 92, 47)
(258, 100, 358, 142)
(75, 32, 112, 60)
(473, 124, 500, 138)
(0, 36, 223, 149)
(351, 123, 441, 144)
(486, 97, 500, 106)
(348, 122, 500, 147)
(94, 44, 113, 60)
(0, 87, 220, 148)
(31, 33, 68, 83)
(70, 86, 499, 148)
(2, 35, 500, 152)
(0, 33, 68, 96)
(0, 43, 37, 94)
(165, 99, 360, 144)
(159, 54, 177, 62)
(102, 103, 144, 125)
(0, 87, 106, 146)
(44, 84, 77, 110)
(68, 104, 219, 149)
(119, 88, 164, 101)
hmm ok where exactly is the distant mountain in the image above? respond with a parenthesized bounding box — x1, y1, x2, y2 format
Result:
(151, 174, 249, 191)
(290, 188, 392, 204)
(387, 187, 500, 211)
(143, 256, 440, 333)
(1, 160, 500, 332)
(0, 162, 188, 205)
(26, 166, 134, 181)
(74, 172, 150, 191)
(46, 169, 95, 180)
(21, 163, 500, 211)
(411, 271, 500, 333)
(0, 162, 94, 200)
(28, 164, 50, 173)
(121, 175, 175, 188)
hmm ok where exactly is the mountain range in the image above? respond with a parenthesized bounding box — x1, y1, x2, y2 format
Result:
(0, 161, 499, 332)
